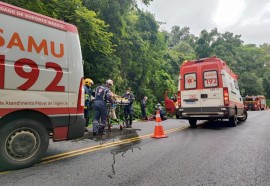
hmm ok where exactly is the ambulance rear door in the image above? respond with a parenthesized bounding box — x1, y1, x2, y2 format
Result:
(200, 62, 224, 109)
(181, 64, 202, 109)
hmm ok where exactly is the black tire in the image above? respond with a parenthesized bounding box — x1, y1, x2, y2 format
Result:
(238, 110, 248, 122)
(0, 119, 49, 170)
(189, 119, 197, 128)
(176, 114, 180, 119)
(229, 114, 238, 127)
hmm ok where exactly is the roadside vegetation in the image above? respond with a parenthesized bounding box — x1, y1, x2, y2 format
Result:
(4, 0, 270, 115)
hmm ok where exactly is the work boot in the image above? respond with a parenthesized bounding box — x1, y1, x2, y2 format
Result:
(98, 124, 105, 134)
(93, 121, 99, 135)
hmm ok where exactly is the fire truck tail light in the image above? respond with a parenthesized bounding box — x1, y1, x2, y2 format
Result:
(177, 91, 181, 108)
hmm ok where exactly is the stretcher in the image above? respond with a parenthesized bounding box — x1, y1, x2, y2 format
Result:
(106, 96, 130, 131)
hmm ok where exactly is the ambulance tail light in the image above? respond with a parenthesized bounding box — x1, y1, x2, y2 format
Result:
(223, 87, 229, 106)
(177, 91, 181, 108)
(77, 77, 84, 114)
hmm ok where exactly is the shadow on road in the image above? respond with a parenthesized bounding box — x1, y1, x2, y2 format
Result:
(193, 120, 245, 130)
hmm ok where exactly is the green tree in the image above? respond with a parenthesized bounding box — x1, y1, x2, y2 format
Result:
(239, 72, 264, 96)
(194, 28, 218, 58)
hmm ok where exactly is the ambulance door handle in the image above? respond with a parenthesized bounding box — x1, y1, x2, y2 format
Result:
(183, 99, 198, 102)
(201, 94, 208, 98)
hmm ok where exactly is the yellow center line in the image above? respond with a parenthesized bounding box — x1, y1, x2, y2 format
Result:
(0, 171, 10, 175)
(0, 126, 188, 174)
(41, 126, 188, 163)
(42, 126, 187, 161)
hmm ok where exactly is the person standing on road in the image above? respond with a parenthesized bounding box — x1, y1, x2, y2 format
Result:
(83, 78, 94, 131)
(123, 88, 135, 128)
(140, 96, 148, 120)
(93, 79, 114, 136)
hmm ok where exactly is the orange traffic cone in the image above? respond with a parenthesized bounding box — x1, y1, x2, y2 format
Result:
(151, 110, 168, 138)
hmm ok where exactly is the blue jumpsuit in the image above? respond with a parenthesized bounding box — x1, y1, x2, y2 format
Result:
(93, 85, 112, 134)
(123, 92, 134, 127)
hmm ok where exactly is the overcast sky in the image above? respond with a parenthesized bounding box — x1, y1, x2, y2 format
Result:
(138, 0, 270, 45)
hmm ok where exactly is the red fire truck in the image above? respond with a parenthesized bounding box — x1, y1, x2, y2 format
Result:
(244, 95, 267, 111)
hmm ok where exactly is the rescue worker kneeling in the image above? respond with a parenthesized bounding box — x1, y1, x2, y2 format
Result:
(153, 103, 167, 121)
(93, 79, 114, 135)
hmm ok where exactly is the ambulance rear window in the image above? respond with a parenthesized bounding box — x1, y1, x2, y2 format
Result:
(203, 70, 218, 88)
(234, 81, 239, 90)
(184, 73, 197, 89)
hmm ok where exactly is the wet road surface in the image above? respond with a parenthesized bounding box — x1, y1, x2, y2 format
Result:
(1, 110, 270, 185)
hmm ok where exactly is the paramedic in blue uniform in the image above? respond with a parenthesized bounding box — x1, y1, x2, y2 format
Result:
(93, 79, 114, 135)
(122, 88, 135, 128)
(83, 78, 94, 131)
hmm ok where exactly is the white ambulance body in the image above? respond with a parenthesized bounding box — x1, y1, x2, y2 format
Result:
(0, 2, 85, 169)
(177, 56, 247, 127)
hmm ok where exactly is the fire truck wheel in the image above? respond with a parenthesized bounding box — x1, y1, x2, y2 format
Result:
(229, 114, 238, 127)
(189, 119, 197, 128)
(0, 119, 49, 170)
(238, 110, 248, 122)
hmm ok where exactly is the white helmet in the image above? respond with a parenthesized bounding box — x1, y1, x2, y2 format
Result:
(106, 79, 113, 86)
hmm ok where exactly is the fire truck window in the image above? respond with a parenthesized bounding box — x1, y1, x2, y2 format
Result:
(203, 70, 218, 88)
(184, 73, 197, 89)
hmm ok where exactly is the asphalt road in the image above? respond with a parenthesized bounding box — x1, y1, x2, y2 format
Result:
(1, 110, 270, 186)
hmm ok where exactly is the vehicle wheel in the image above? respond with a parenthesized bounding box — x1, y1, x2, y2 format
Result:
(0, 119, 49, 170)
(176, 114, 180, 119)
(229, 114, 238, 127)
(189, 119, 197, 128)
(238, 110, 248, 122)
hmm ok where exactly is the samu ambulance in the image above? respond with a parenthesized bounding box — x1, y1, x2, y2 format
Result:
(165, 56, 247, 127)
(0, 2, 85, 170)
